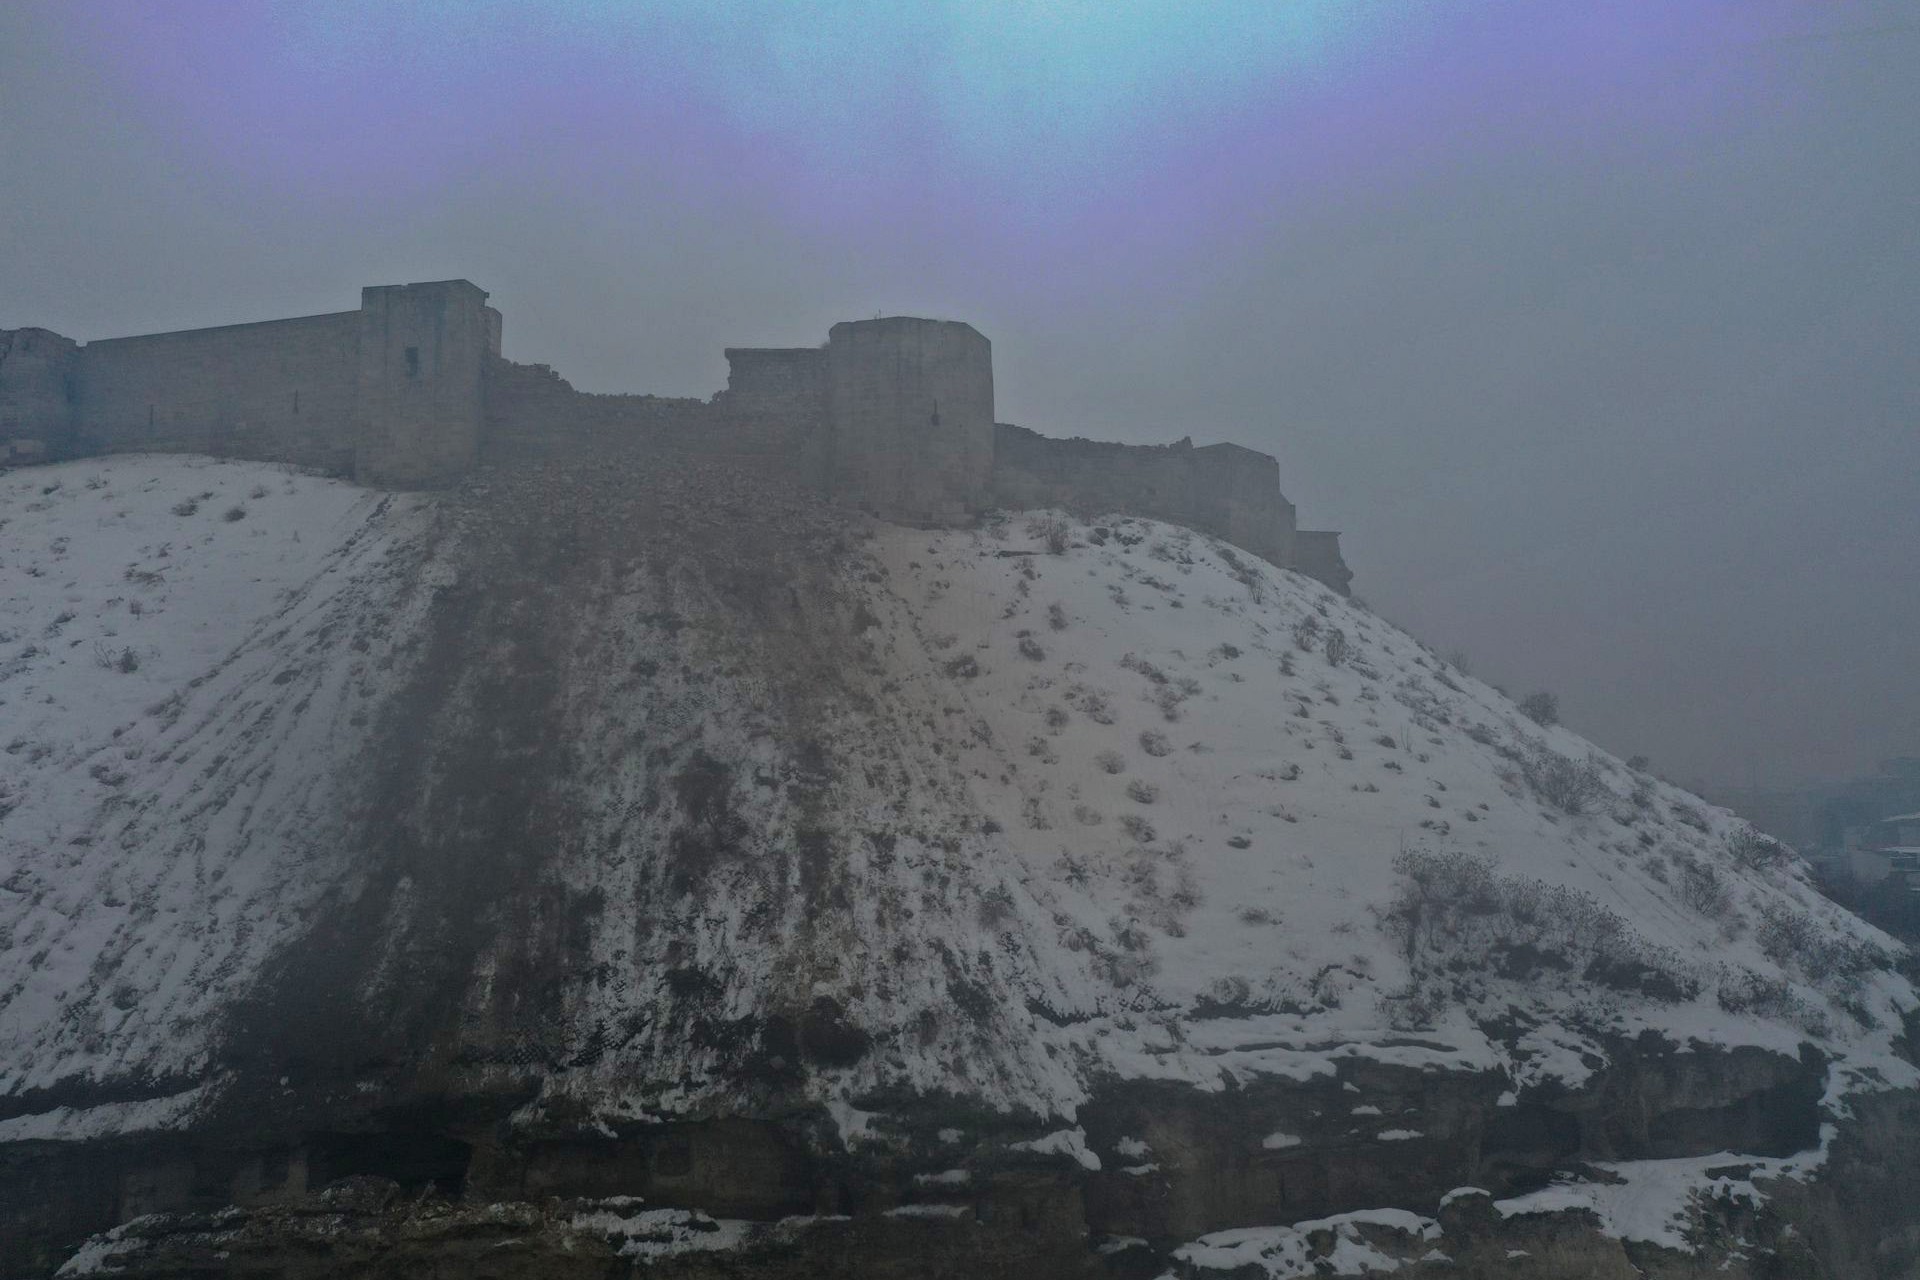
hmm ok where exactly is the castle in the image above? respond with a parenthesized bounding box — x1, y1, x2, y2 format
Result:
(0, 279, 1351, 592)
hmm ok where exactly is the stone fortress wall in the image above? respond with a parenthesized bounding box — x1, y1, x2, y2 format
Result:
(0, 279, 1351, 592)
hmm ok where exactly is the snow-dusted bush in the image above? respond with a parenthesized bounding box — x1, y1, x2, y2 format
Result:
(1673, 852, 1733, 920)
(1324, 627, 1349, 667)
(1211, 543, 1264, 602)
(1519, 690, 1559, 726)
(1755, 902, 1894, 989)
(1026, 513, 1072, 555)
(1521, 744, 1607, 816)
(1728, 826, 1788, 871)
(1382, 848, 1697, 1006)
(1067, 685, 1114, 724)
(1716, 967, 1828, 1036)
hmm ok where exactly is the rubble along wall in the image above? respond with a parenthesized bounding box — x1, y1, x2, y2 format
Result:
(73, 311, 363, 474)
(481, 357, 821, 469)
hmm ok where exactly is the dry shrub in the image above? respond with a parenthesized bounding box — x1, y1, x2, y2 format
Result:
(1026, 513, 1072, 554)
(1382, 847, 1697, 1006)
(1521, 744, 1606, 815)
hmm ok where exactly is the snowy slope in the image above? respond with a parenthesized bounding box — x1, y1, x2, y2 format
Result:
(867, 512, 1915, 1090)
(2, 455, 1914, 1262)
(0, 456, 440, 1106)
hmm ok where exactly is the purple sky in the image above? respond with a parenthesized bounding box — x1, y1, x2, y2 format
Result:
(4, 1, 1917, 792)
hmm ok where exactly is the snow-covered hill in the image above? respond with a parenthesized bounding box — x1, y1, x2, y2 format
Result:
(0, 457, 439, 1107)
(2, 453, 1914, 1276)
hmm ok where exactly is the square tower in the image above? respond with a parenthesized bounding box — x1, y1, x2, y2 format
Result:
(826, 317, 994, 525)
(353, 280, 491, 486)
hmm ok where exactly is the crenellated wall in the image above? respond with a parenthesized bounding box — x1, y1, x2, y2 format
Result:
(1, 284, 1351, 591)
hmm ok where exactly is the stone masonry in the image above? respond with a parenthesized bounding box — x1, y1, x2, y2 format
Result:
(0, 280, 1351, 591)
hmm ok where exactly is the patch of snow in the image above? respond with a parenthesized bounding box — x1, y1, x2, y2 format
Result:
(884, 1203, 971, 1219)
(567, 1202, 827, 1259)
(54, 1217, 154, 1276)
(1010, 1126, 1102, 1170)
(1175, 1208, 1440, 1277)
(1495, 1142, 1832, 1252)
(0, 457, 438, 1099)
(0, 1083, 211, 1143)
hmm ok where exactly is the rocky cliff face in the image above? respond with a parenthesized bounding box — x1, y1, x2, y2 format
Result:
(2, 452, 1916, 1278)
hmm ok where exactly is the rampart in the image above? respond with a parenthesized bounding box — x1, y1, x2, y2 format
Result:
(76, 310, 362, 474)
(1, 281, 1352, 591)
(991, 425, 1296, 566)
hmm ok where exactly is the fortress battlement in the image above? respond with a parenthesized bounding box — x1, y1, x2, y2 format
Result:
(0, 280, 1350, 592)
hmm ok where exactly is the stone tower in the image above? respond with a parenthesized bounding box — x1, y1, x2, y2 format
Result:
(0, 328, 80, 458)
(353, 280, 498, 487)
(825, 317, 994, 525)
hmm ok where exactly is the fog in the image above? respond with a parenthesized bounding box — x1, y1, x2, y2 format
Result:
(4, 0, 1915, 792)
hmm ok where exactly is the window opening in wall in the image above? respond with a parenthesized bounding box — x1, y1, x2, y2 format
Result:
(405, 347, 420, 377)
(292, 391, 300, 415)
(930, 399, 941, 427)
(148, 405, 155, 434)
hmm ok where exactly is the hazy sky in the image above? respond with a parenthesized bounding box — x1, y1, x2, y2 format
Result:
(4, 1, 1916, 792)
